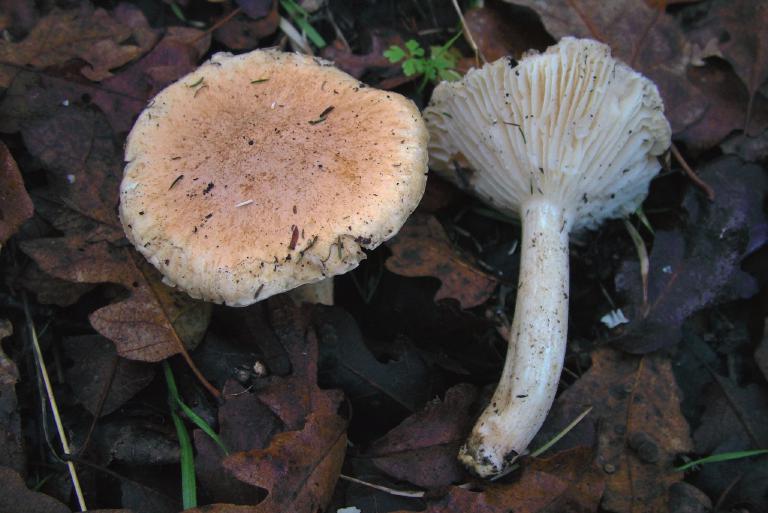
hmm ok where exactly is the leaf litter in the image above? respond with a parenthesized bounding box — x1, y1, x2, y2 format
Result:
(0, 1, 767, 512)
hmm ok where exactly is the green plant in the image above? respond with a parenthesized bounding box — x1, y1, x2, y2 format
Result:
(384, 32, 463, 91)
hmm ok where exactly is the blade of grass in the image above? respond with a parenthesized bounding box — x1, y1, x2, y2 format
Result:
(177, 400, 229, 455)
(163, 362, 197, 509)
(280, 0, 326, 48)
(674, 449, 768, 472)
(623, 219, 650, 312)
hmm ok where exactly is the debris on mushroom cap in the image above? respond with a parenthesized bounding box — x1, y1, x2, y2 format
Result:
(424, 37, 671, 231)
(120, 50, 428, 306)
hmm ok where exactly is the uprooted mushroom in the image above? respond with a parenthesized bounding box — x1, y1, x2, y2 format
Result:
(120, 49, 428, 307)
(424, 37, 672, 477)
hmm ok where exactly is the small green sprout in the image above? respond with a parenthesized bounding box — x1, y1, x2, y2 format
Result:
(384, 32, 463, 91)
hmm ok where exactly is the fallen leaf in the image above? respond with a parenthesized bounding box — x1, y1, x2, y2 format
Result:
(321, 33, 402, 79)
(0, 0, 37, 35)
(368, 383, 479, 488)
(463, 4, 553, 63)
(91, 419, 180, 466)
(527, 447, 605, 512)
(687, 0, 768, 131)
(63, 335, 155, 416)
(534, 349, 693, 513)
(235, 0, 273, 19)
(194, 381, 280, 504)
(214, 3, 279, 51)
(314, 305, 432, 414)
(0, 4, 154, 86)
(189, 299, 347, 512)
(0, 320, 24, 474)
(0, 141, 33, 248)
(693, 380, 768, 453)
(222, 411, 346, 513)
(676, 62, 768, 150)
(390, 451, 600, 513)
(506, 0, 707, 133)
(0, 467, 69, 513)
(614, 156, 767, 353)
(386, 214, 498, 309)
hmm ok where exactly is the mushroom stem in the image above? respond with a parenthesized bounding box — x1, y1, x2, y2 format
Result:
(459, 199, 570, 477)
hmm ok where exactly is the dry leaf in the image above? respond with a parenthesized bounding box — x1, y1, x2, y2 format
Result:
(63, 335, 155, 416)
(189, 299, 347, 512)
(535, 349, 693, 513)
(0, 4, 155, 86)
(687, 0, 768, 131)
(0, 320, 24, 475)
(386, 214, 498, 308)
(368, 383, 479, 488)
(0, 141, 33, 248)
(387, 449, 602, 513)
(614, 157, 766, 353)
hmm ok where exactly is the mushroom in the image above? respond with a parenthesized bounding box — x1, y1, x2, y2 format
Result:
(120, 50, 428, 306)
(424, 37, 671, 477)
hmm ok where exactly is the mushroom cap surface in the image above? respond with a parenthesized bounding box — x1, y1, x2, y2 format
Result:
(120, 50, 428, 306)
(424, 37, 671, 231)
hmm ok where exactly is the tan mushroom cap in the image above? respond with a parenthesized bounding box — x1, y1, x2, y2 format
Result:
(425, 37, 671, 231)
(120, 50, 428, 306)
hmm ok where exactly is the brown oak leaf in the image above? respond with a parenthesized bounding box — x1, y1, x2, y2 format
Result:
(368, 383, 479, 488)
(534, 349, 693, 513)
(388, 448, 602, 513)
(190, 299, 347, 512)
(0, 141, 33, 247)
(0, 3, 157, 86)
(386, 214, 498, 309)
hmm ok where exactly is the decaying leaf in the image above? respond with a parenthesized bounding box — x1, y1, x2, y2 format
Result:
(0, 141, 33, 248)
(675, 62, 768, 150)
(390, 448, 602, 513)
(63, 335, 155, 416)
(190, 299, 347, 512)
(0, 3, 157, 86)
(368, 383, 479, 487)
(214, 3, 279, 51)
(314, 306, 432, 413)
(535, 349, 693, 513)
(614, 156, 766, 353)
(386, 214, 498, 308)
(321, 34, 402, 79)
(506, 0, 706, 133)
(462, 4, 553, 64)
(687, 0, 768, 131)
(0, 320, 24, 474)
(0, 467, 70, 513)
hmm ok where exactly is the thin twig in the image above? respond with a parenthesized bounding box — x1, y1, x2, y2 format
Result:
(670, 143, 715, 200)
(339, 474, 425, 498)
(451, 0, 484, 66)
(23, 295, 87, 511)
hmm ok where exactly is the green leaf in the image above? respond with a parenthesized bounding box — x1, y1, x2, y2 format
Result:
(383, 45, 407, 63)
(402, 59, 419, 76)
(405, 39, 424, 57)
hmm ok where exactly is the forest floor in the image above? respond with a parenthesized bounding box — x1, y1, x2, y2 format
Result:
(0, 1, 767, 512)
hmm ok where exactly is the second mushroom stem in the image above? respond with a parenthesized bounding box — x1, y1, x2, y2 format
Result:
(459, 199, 571, 477)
